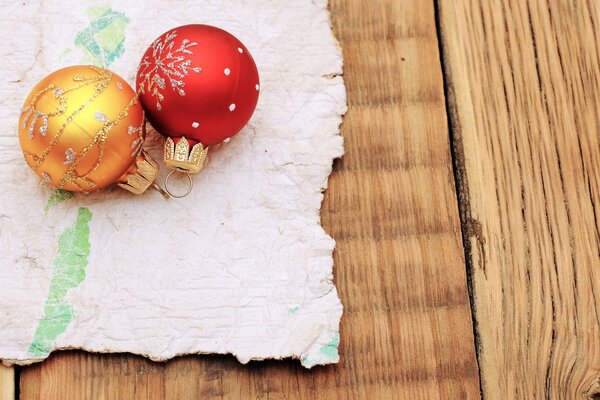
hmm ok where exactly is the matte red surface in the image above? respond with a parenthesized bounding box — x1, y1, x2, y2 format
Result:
(136, 24, 260, 146)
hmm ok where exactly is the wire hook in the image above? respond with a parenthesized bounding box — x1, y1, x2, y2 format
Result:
(164, 170, 193, 199)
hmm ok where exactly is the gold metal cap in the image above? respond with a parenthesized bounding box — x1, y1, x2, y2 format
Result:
(118, 150, 160, 195)
(164, 137, 208, 174)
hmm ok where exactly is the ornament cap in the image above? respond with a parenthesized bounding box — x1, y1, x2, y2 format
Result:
(164, 136, 208, 174)
(117, 150, 160, 195)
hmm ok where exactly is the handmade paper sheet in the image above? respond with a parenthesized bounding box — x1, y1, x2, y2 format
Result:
(0, 0, 345, 368)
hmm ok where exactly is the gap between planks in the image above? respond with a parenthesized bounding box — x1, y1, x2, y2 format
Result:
(433, 1, 485, 399)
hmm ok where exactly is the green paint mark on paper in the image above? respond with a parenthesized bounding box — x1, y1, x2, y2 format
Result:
(288, 306, 300, 314)
(301, 356, 317, 368)
(320, 332, 340, 362)
(28, 207, 92, 357)
(300, 332, 340, 368)
(44, 190, 75, 212)
(74, 7, 129, 67)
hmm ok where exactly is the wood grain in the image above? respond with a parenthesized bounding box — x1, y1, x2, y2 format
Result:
(439, 0, 600, 398)
(20, 1, 481, 398)
(0, 365, 14, 400)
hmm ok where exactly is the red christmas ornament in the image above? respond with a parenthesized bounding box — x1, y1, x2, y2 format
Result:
(136, 24, 260, 175)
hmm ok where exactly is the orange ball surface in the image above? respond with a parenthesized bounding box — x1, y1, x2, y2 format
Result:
(18, 65, 146, 192)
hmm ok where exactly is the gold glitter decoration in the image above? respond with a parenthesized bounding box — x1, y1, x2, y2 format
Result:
(18, 65, 155, 193)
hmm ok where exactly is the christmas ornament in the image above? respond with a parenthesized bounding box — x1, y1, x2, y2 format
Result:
(136, 24, 260, 183)
(18, 65, 166, 196)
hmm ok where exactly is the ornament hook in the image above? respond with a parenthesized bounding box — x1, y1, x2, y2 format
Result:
(151, 183, 171, 200)
(164, 170, 193, 199)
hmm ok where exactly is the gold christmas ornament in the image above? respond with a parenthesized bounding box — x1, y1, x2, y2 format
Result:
(18, 65, 165, 196)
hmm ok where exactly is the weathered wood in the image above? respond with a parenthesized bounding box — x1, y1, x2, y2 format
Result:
(0, 365, 14, 400)
(439, 0, 600, 398)
(20, 1, 481, 398)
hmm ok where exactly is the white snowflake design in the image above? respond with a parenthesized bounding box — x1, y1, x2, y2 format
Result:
(137, 30, 202, 111)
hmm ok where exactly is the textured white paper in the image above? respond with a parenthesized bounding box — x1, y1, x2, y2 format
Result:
(0, 0, 345, 368)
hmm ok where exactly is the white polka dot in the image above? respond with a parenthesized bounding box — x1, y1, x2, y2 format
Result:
(229, 104, 236, 112)
(224, 68, 231, 76)
(238, 47, 243, 53)
(224, 137, 231, 143)
(192, 122, 199, 128)
(255, 84, 260, 91)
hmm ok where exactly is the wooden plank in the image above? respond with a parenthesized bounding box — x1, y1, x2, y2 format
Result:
(0, 365, 14, 400)
(438, 0, 600, 398)
(20, 1, 481, 398)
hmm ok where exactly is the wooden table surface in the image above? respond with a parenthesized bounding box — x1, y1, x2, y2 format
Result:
(1, 0, 599, 398)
